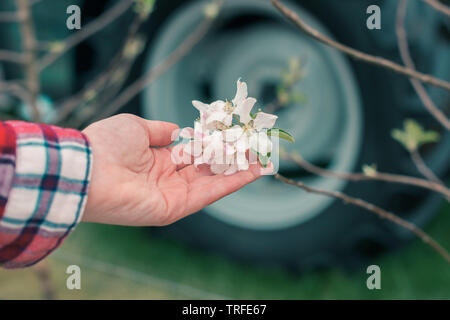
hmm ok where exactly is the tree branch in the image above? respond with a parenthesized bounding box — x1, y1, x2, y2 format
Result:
(0, 11, 22, 23)
(54, 8, 148, 124)
(38, 0, 134, 71)
(281, 150, 450, 200)
(423, 0, 450, 16)
(32, 261, 56, 300)
(74, 14, 216, 127)
(396, 0, 450, 130)
(0, 81, 31, 104)
(275, 173, 450, 264)
(30, 0, 44, 5)
(271, 0, 450, 92)
(16, 0, 40, 122)
(0, 49, 26, 64)
(410, 148, 445, 186)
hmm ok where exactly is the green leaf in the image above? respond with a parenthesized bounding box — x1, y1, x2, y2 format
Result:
(267, 128, 295, 143)
(391, 119, 440, 151)
(134, 0, 155, 18)
(258, 153, 269, 168)
(250, 148, 270, 168)
(280, 57, 303, 87)
(420, 131, 440, 144)
(290, 91, 307, 104)
(276, 86, 290, 106)
(392, 129, 413, 151)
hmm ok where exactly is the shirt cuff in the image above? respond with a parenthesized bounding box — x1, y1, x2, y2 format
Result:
(0, 121, 92, 268)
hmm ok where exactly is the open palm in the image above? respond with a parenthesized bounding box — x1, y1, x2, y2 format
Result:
(81, 114, 264, 226)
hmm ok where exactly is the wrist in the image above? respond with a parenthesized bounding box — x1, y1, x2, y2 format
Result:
(81, 127, 97, 223)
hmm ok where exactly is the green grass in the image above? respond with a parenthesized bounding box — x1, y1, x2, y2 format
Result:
(1, 203, 450, 299)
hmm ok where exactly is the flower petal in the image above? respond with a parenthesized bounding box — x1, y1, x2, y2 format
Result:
(236, 153, 249, 170)
(210, 100, 226, 111)
(224, 142, 237, 155)
(235, 97, 256, 124)
(254, 112, 278, 130)
(232, 79, 247, 106)
(223, 125, 244, 142)
(179, 127, 194, 139)
(192, 100, 209, 113)
(224, 164, 238, 175)
(235, 134, 249, 152)
(223, 114, 233, 127)
(211, 163, 229, 174)
(206, 111, 228, 125)
(249, 132, 272, 156)
(194, 156, 207, 168)
(202, 131, 223, 160)
(183, 140, 202, 157)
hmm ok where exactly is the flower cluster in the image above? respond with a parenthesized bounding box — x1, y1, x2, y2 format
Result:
(178, 79, 293, 175)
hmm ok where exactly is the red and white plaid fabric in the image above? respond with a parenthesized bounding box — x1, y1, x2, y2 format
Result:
(0, 121, 92, 268)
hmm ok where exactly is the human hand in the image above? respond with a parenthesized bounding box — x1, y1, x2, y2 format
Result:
(81, 114, 266, 226)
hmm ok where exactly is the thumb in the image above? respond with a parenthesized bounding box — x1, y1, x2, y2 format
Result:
(142, 119, 179, 147)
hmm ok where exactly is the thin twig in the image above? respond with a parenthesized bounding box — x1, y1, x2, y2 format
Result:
(89, 14, 145, 107)
(0, 81, 31, 103)
(55, 10, 144, 123)
(16, 0, 40, 122)
(30, 0, 44, 5)
(88, 0, 225, 120)
(423, 0, 450, 16)
(0, 49, 26, 64)
(281, 150, 450, 200)
(0, 11, 22, 23)
(275, 173, 450, 264)
(54, 68, 118, 124)
(396, 0, 450, 130)
(38, 0, 134, 71)
(75, 15, 216, 126)
(410, 149, 445, 186)
(32, 261, 56, 300)
(271, 0, 450, 91)
(54, 249, 229, 299)
(54, 9, 148, 124)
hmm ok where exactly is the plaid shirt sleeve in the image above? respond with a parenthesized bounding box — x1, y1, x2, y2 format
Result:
(0, 121, 92, 269)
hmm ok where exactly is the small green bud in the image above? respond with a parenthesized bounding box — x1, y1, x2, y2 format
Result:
(362, 164, 377, 177)
(391, 119, 440, 152)
(204, 1, 220, 19)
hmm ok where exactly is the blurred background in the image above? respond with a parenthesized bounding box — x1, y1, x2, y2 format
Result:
(0, 0, 449, 299)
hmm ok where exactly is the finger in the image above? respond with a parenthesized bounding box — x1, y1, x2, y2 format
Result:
(143, 120, 179, 147)
(178, 164, 214, 183)
(184, 163, 264, 215)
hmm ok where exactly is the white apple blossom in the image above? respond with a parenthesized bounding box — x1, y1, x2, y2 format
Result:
(176, 79, 292, 175)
